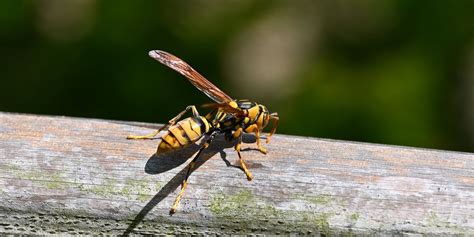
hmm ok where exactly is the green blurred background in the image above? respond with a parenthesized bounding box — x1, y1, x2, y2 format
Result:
(1, 0, 473, 152)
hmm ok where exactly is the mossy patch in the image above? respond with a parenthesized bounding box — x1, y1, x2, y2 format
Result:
(136, 180, 152, 202)
(6, 164, 69, 190)
(314, 212, 332, 235)
(300, 194, 332, 205)
(78, 178, 162, 201)
(349, 212, 359, 222)
(210, 189, 281, 218)
(425, 211, 464, 233)
(209, 189, 337, 234)
(44, 173, 68, 189)
(79, 180, 116, 198)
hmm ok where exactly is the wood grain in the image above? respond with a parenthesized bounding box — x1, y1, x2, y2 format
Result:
(0, 112, 473, 235)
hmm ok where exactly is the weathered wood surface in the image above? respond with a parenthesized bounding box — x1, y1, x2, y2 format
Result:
(0, 112, 473, 235)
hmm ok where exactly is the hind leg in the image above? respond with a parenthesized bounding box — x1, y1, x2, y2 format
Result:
(127, 105, 199, 139)
(170, 131, 218, 214)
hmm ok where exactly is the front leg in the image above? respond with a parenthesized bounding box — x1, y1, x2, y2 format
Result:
(266, 112, 279, 144)
(233, 127, 253, 181)
(245, 124, 267, 154)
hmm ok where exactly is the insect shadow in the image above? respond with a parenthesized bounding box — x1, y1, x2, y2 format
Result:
(123, 134, 258, 235)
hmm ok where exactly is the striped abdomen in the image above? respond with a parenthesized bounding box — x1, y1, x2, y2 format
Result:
(157, 116, 210, 154)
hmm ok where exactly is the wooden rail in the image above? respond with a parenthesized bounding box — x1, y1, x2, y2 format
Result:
(0, 112, 473, 235)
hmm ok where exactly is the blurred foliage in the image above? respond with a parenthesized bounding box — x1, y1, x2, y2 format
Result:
(1, 0, 473, 152)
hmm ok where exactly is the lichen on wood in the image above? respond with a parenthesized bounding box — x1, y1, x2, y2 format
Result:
(0, 112, 473, 235)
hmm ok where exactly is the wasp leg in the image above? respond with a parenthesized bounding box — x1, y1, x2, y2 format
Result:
(127, 105, 199, 139)
(265, 112, 279, 144)
(245, 124, 267, 154)
(233, 128, 253, 181)
(170, 131, 217, 214)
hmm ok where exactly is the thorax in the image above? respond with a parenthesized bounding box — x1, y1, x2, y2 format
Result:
(207, 99, 268, 133)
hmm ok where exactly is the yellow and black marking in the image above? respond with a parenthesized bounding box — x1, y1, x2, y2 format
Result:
(127, 49, 280, 214)
(128, 100, 279, 214)
(128, 100, 278, 214)
(157, 116, 210, 154)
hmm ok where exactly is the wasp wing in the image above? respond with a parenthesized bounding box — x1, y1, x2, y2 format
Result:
(201, 103, 245, 117)
(149, 50, 233, 104)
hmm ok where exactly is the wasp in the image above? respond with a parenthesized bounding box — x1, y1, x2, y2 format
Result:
(127, 50, 279, 214)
